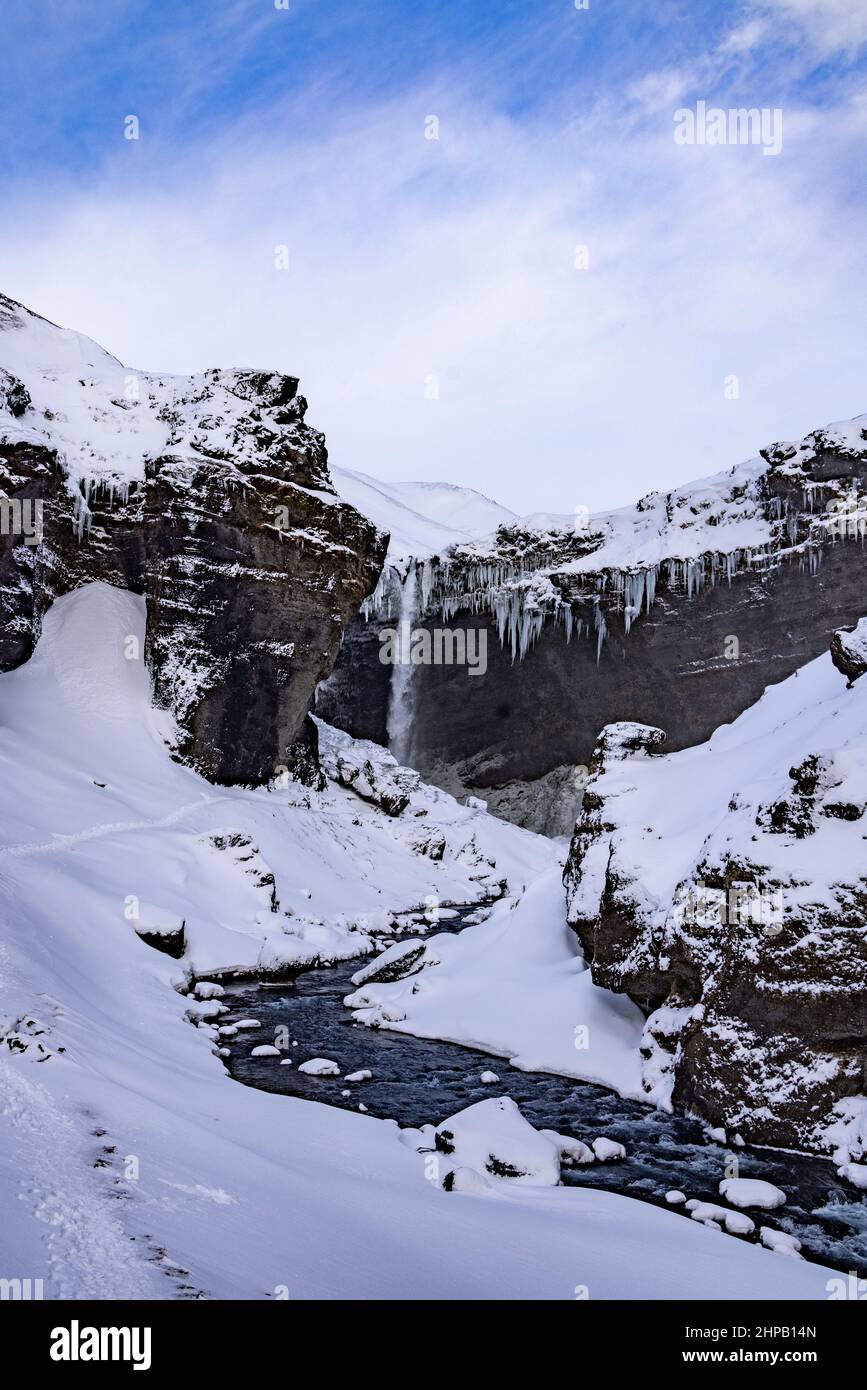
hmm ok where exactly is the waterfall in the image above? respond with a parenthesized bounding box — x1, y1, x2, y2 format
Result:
(386, 562, 418, 766)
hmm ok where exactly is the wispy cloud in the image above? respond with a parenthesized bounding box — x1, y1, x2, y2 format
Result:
(0, 3, 864, 514)
(759, 0, 867, 58)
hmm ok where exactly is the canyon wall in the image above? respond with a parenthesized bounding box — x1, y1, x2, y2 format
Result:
(319, 417, 867, 833)
(562, 635, 867, 1157)
(0, 296, 386, 784)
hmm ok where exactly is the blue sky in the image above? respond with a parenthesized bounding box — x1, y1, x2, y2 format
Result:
(1, 0, 866, 512)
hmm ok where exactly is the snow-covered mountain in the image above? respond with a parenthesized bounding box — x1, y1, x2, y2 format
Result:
(1, 580, 838, 1298)
(321, 411, 867, 833)
(0, 292, 385, 784)
(0, 292, 864, 1300)
(331, 466, 516, 560)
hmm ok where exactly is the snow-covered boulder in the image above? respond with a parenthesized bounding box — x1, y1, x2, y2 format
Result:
(831, 616, 867, 686)
(686, 1201, 755, 1236)
(298, 1058, 341, 1076)
(837, 1160, 867, 1190)
(349, 939, 428, 987)
(442, 1167, 493, 1195)
(316, 725, 419, 817)
(132, 907, 186, 959)
(759, 1227, 803, 1258)
(541, 1131, 594, 1166)
(592, 1137, 626, 1162)
(719, 1178, 787, 1210)
(194, 981, 225, 1000)
(435, 1097, 561, 1186)
(257, 920, 371, 981)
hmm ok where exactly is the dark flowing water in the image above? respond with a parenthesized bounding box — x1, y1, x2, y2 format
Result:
(218, 908, 867, 1280)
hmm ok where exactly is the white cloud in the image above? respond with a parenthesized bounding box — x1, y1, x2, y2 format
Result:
(1, 80, 865, 517)
(626, 69, 697, 113)
(718, 18, 770, 56)
(759, 0, 867, 57)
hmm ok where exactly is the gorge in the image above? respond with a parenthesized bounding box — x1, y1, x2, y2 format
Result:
(319, 418, 867, 835)
(0, 290, 864, 1303)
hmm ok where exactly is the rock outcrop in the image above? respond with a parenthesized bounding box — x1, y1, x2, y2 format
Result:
(563, 636, 867, 1157)
(831, 616, 867, 686)
(0, 294, 386, 783)
(319, 414, 867, 832)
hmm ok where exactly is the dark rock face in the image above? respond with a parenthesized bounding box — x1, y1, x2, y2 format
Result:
(831, 617, 867, 686)
(562, 654, 867, 1156)
(320, 420, 867, 833)
(141, 391, 385, 784)
(0, 306, 386, 785)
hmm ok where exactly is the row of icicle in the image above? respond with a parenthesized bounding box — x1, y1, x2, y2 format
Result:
(361, 492, 866, 663)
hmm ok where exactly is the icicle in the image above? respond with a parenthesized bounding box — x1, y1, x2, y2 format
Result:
(593, 599, 607, 664)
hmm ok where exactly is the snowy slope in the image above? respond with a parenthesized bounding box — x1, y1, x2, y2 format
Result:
(570, 651, 867, 922)
(564, 646, 867, 1158)
(332, 465, 516, 559)
(347, 868, 646, 1097)
(0, 582, 837, 1299)
(456, 454, 773, 570)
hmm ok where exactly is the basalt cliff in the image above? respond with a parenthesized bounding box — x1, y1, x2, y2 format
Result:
(319, 416, 867, 834)
(563, 628, 867, 1158)
(0, 294, 385, 784)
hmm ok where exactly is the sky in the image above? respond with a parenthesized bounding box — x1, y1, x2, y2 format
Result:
(0, 0, 865, 515)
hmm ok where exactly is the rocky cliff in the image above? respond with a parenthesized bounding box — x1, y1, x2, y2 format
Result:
(0, 294, 386, 783)
(562, 631, 867, 1158)
(319, 415, 867, 833)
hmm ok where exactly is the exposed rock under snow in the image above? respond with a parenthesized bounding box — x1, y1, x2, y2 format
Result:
(564, 630, 867, 1158)
(831, 616, 867, 685)
(435, 1097, 561, 1187)
(349, 938, 429, 988)
(541, 1131, 595, 1166)
(442, 1166, 494, 1195)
